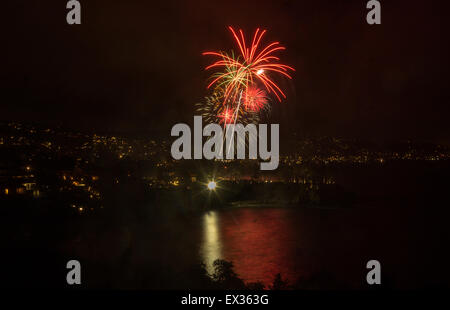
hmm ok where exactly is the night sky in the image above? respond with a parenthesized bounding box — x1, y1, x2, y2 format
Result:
(2, 0, 450, 142)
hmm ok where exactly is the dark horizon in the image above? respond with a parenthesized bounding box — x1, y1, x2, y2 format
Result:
(3, 0, 450, 143)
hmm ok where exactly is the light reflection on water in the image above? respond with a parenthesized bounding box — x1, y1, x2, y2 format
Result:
(196, 204, 440, 289)
(200, 211, 222, 275)
(199, 208, 303, 285)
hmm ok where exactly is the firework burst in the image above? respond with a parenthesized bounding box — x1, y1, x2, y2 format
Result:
(243, 86, 269, 112)
(196, 88, 260, 126)
(203, 27, 295, 103)
(197, 27, 293, 129)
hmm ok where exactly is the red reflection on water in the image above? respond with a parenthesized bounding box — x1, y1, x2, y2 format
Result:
(199, 204, 437, 289)
(201, 208, 311, 285)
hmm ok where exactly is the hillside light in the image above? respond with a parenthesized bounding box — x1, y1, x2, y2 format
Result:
(207, 181, 217, 191)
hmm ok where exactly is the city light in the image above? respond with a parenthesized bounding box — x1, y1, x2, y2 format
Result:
(207, 181, 217, 191)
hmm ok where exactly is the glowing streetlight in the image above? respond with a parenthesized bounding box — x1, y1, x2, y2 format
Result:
(207, 181, 217, 191)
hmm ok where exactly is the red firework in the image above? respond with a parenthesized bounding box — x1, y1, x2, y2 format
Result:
(218, 107, 234, 124)
(243, 87, 268, 112)
(203, 27, 295, 103)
